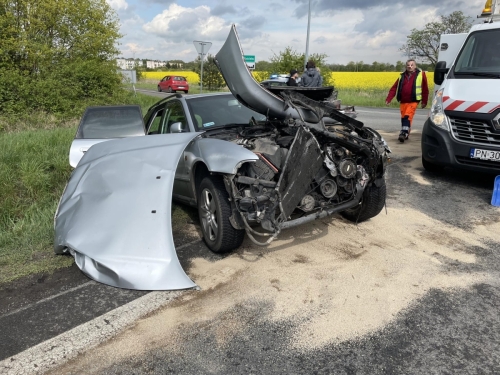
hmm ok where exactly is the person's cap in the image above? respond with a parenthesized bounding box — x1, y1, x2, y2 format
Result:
(290, 69, 298, 76)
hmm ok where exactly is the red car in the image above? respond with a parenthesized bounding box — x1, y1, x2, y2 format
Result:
(158, 75, 189, 94)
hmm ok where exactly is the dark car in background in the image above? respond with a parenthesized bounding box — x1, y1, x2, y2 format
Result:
(158, 75, 189, 94)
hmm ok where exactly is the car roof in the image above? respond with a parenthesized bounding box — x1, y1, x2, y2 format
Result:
(183, 92, 234, 100)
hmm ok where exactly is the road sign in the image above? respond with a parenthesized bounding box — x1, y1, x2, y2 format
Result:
(244, 55, 255, 70)
(244, 55, 255, 63)
(193, 41, 212, 56)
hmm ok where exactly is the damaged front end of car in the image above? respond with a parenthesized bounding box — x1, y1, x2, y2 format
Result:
(214, 25, 390, 246)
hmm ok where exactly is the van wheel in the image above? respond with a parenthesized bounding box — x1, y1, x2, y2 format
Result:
(341, 179, 386, 223)
(198, 176, 245, 253)
(422, 156, 444, 173)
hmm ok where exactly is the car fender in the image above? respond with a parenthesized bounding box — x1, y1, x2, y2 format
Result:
(54, 133, 201, 290)
(188, 138, 258, 175)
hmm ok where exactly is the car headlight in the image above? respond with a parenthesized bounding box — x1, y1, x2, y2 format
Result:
(429, 88, 451, 131)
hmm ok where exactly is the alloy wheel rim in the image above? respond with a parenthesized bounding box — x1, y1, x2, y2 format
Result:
(200, 188, 218, 241)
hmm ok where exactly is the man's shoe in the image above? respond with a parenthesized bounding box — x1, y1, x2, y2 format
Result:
(398, 133, 405, 143)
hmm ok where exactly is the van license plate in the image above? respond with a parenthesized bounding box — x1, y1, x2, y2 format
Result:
(470, 148, 500, 162)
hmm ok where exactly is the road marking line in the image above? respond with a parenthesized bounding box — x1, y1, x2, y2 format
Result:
(1, 281, 95, 319)
(0, 239, 202, 375)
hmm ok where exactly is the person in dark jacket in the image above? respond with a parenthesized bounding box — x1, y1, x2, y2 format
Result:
(299, 60, 322, 87)
(386, 59, 429, 143)
(286, 69, 299, 86)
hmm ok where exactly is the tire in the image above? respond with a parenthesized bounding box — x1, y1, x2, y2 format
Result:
(341, 179, 386, 223)
(422, 156, 444, 173)
(167, 87, 174, 93)
(184, 90, 189, 94)
(197, 176, 245, 253)
(157, 85, 162, 92)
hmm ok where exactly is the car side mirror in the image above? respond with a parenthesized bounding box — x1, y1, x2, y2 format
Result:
(434, 61, 449, 85)
(170, 122, 185, 133)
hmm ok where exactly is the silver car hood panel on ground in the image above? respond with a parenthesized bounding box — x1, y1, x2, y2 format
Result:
(215, 25, 320, 123)
(54, 133, 200, 290)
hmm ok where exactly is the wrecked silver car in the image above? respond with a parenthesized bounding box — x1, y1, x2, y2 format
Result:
(54, 25, 390, 290)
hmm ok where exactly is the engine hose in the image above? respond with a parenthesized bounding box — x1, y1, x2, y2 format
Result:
(239, 212, 275, 237)
(245, 230, 277, 247)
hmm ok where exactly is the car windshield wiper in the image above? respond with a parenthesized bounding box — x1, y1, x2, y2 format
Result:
(455, 71, 500, 78)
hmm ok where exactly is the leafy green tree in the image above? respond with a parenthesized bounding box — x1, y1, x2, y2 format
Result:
(255, 60, 272, 71)
(270, 46, 334, 86)
(0, 0, 122, 116)
(400, 11, 473, 66)
(193, 54, 225, 90)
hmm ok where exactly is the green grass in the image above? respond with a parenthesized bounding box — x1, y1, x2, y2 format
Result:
(338, 88, 400, 108)
(0, 92, 164, 285)
(0, 88, 400, 286)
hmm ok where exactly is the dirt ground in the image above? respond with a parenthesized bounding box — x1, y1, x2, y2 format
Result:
(52, 131, 500, 374)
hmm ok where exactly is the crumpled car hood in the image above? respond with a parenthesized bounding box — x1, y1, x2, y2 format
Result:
(54, 133, 200, 290)
(215, 24, 321, 123)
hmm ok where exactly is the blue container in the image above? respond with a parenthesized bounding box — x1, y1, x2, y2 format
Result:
(492, 175, 500, 207)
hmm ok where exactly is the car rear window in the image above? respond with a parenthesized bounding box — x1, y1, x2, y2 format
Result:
(76, 106, 145, 139)
(173, 76, 186, 81)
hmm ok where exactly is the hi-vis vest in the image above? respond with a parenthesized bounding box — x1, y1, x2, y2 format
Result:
(396, 69, 422, 102)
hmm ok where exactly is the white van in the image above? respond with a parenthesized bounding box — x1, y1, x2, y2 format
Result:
(421, 0, 500, 173)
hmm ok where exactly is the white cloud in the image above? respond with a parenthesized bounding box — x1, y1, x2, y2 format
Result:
(107, 0, 128, 11)
(143, 4, 230, 42)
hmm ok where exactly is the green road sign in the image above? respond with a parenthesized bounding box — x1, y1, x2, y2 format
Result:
(244, 55, 255, 63)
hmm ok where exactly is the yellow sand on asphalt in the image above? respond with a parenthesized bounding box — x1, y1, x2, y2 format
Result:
(53, 132, 500, 373)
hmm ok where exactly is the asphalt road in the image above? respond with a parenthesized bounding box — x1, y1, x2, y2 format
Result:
(1, 101, 499, 375)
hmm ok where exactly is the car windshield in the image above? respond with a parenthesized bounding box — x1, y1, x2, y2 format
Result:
(173, 76, 186, 81)
(454, 29, 500, 75)
(186, 94, 267, 130)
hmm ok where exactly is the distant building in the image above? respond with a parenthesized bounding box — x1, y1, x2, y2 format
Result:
(116, 58, 142, 70)
(146, 60, 167, 69)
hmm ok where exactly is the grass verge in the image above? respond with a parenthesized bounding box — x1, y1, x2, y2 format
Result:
(0, 91, 163, 285)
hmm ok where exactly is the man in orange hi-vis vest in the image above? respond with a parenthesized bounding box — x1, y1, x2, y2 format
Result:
(386, 59, 429, 143)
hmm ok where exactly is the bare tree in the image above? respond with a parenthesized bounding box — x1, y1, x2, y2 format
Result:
(399, 11, 473, 67)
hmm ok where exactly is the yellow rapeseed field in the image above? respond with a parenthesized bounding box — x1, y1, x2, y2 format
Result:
(330, 72, 434, 92)
(142, 71, 200, 84)
(142, 71, 434, 92)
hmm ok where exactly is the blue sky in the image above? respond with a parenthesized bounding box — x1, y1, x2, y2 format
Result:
(107, 0, 485, 64)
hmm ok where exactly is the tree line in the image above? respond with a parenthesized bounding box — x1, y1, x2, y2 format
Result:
(0, 3, 473, 117)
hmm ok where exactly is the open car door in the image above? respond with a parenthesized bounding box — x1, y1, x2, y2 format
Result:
(70, 105, 145, 167)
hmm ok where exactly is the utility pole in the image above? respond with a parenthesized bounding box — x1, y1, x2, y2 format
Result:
(304, 0, 312, 70)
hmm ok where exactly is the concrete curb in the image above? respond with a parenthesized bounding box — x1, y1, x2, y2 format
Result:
(0, 290, 183, 375)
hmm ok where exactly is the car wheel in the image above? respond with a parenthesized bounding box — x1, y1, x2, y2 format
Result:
(167, 87, 174, 93)
(422, 156, 444, 173)
(341, 179, 386, 223)
(158, 85, 162, 92)
(198, 176, 245, 253)
(184, 90, 189, 94)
